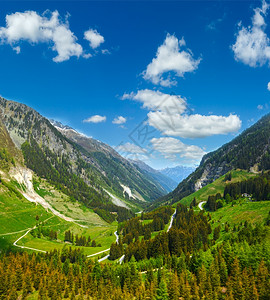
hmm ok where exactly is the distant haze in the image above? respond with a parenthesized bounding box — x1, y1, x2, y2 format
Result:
(159, 165, 195, 184)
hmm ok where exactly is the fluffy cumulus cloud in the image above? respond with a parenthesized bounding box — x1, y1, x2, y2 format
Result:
(143, 33, 201, 87)
(123, 89, 241, 138)
(148, 112, 242, 138)
(112, 116, 127, 125)
(83, 115, 106, 123)
(268, 82, 270, 91)
(84, 29, 104, 49)
(0, 10, 84, 62)
(232, 0, 270, 67)
(122, 89, 186, 114)
(151, 137, 206, 162)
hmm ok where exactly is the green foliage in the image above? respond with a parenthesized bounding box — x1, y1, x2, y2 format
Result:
(224, 172, 270, 201)
(123, 204, 211, 262)
(118, 206, 174, 246)
(171, 170, 256, 208)
(0, 178, 23, 200)
(64, 230, 95, 247)
(21, 138, 134, 223)
(31, 225, 57, 240)
(159, 113, 270, 205)
(109, 239, 124, 260)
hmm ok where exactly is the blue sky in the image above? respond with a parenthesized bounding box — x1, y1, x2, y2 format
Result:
(0, 1, 270, 169)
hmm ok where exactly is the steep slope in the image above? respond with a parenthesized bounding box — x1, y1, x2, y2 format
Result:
(159, 165, 194, 184)
(0, 97, 165, 215)
(157, 113, 270, 205)
(50, 119, 166, 202)
(128, 159, 178, 192)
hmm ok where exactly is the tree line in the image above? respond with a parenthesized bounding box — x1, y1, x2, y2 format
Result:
(0, 218, 270, 300)
(64, 230, 100, 247)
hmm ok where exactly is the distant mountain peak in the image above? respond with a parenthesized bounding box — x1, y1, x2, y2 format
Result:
(159, 165, 195, 184)
(49, 119, 88, 138)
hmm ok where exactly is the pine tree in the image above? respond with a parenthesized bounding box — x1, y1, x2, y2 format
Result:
(156, 279, 169, 300)
(230, 258, 244, 300)
(168, 273, 179, 300)
(62, 259, 70, 276)
(8, 286, 18, 300)
(256, 260, 269, 299)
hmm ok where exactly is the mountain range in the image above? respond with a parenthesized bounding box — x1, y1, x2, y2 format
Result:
(0, 97, 172, 222)
(159, 165, 194, 184)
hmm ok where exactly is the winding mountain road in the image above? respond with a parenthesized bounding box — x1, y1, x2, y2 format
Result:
(167, 209, 177, 232)
(87, 231, 119, 262)
(12, 216, 54, 253)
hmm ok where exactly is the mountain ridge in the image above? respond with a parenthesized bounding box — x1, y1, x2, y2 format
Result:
(128, 159, 178, 192)
(0, 97, 167, 218)
(154, 113, 270, 206)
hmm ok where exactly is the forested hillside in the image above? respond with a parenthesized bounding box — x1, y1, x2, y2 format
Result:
(156, 113, 270, 206)
(0, 97, 167, 220)
(1, 200, 269, 299)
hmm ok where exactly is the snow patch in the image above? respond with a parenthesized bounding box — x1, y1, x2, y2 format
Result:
(120, 184, 135, 199)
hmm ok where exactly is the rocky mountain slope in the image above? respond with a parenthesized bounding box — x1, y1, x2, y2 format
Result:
(129, 159, 178, 192)
(49, 119, 167, 201)
(0, 97, 166, 216)
(156, 113, 270, 205)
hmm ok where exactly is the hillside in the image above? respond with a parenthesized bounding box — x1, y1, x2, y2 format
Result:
(157, 113, 270, 205)
(175, 170, 257, 206)
(50, 119, 167, 202)
(0, 97, 167, 214)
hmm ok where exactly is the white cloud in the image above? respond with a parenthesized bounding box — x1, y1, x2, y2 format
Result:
(257, 104, 264, 110)
(116, 142, 146, 154)
(267, 82, 270, 90)
(143, 33, 201, 87)
(151, 137, 206, 162)
(112, 116, 127, 125)
(122, 89, 186, 114)
(84, 29, 104, 49)
(123, 89, 241, 138)
(148, 112, 241, 138)
(83, 115, 106, 123)
(0, 10, 84, 62)
(232, 1, 270, 67)
(13, 46, 20, 54)
(115, 143, 149, 161)
(101, 49, 110, 55)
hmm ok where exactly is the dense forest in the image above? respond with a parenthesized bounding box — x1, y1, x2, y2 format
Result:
(205, 173, 270, 212)
(117, 204, 211, 263)
(1, 210, 270, 299)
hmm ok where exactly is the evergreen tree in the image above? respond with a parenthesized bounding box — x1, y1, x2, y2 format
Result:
(156, 279, 168, 300)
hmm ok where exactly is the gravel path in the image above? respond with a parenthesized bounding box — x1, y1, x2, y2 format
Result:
(167, 209, 177, 232)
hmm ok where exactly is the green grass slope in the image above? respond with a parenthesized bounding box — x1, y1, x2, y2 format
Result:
(174, 170, 257, 206)
(0, 177, 117, 254)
